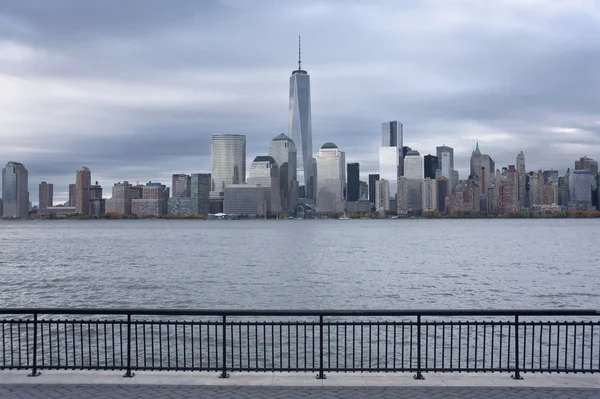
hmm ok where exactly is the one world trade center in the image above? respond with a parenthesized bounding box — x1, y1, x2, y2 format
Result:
(288, 36, 315, 200)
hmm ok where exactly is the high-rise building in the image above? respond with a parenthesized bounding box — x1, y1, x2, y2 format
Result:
(191, 173, 211, 215)
(368, 174, 380, 204)
(436, 146, 454, 170)
(379, 121, 403, 197)
(75, 166, 91, 215)
(2, 162, 29, 218)
(470, 143, 495, 195)
(423, 155, 438, 179)
(498, 166, 519, 215)
(422, 178, 437, 212)
(436, 177, 449, 213)
(132, 182, 169, 217)
(575, 156, 598, 175)
(168, 173, 211, 215)
(543, 170, 558, 184)
(359, 181, 369, 200)
(68, 184, 76, 207)
(89, 182, 105, 216)
(404, 151, 423, 179)
(172, 174, 191, 198)
(316, 142, 345, 212)
(247, 156, 281, 214)
(440, 152, 451, 179)
(288, 37, 315, 199)
(38, 181, 53, 211)
(223, 184, 267, 217)
(346, 163, 360, 202)
(516, 151, 526, 209)
(269, 133, 298, 212)
(106, 181, 133, 214)
(210, 134, 246, 199)
(375, 179, 390, 212)
(528, 170, 544, 207)
(397, 177, 422, 215)
(570, 170, 592, 206)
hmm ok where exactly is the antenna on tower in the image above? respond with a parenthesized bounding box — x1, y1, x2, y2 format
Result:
(298, 34, 302, 70)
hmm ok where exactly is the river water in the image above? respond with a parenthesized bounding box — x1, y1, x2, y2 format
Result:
(1, 219, 598, 310)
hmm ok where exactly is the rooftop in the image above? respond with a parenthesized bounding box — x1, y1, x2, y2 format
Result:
(321, 142, 338, 149)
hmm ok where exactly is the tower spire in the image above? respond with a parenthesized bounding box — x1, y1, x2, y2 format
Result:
(298, 34, 302, 70)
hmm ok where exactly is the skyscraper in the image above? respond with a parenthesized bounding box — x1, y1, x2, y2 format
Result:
(172, 174, 191, 198)
(379, 121, 403, 198)
(517, 151, 526, 209)
(210, 134, 246, 199)
(247, 156, 281, 214)
(423, 155, 438, 179)
(316, 142, 345, 212)
(89, 181, 105, 216)
(68, 184, 76, 207)
(346, 163, 360, 202)
(2, 162, 29, 218)
(106, 181, 133, 215)
(422, 178, 437, 212)
(269, 133, 298, 211)
(288, 37, 314, 199)
(38, 181, 53, 211)
(191, 173, 211, 215)
(375, 179, 390, 212)
(470, 143, 495, 194)
(75, 166, 91, 215)
(404, 150, 423, 179)
(368, 174, 380, 204)
(436, 146, 454, 170)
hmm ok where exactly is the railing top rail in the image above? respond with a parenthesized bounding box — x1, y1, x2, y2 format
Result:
(0, 308, 599, 317)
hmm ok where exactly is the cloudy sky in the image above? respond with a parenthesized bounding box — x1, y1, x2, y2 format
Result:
(1, 0, 599, 204)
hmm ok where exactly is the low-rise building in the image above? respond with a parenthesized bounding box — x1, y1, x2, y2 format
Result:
(223, 184, 266, 217)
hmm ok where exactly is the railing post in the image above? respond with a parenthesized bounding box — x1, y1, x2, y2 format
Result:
(414, 315, 424, 380)
(219, 315, 229, 378)
(28, 313, 41, 377)
(316, 315, 326, 379)
(511, 315, 523, 380)
(123, 313, 134, 377)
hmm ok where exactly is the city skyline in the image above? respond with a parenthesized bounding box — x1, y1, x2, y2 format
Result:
(1, 1, 599, 203)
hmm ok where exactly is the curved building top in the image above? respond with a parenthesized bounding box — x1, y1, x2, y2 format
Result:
(321, 142, 338, 149)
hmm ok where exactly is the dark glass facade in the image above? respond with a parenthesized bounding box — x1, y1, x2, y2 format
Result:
(424, 155, 438, 179)
(346, 163, 360, 202)
(368, 174, 380, 204)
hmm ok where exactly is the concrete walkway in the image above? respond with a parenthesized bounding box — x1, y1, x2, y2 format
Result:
(1, 371, 599, 398)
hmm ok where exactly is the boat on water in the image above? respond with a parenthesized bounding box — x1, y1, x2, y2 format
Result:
(339, 215, 350, 220)
(390, 216, 399, 219)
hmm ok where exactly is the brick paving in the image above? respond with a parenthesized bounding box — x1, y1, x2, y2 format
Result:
(0, 385, 599, 399)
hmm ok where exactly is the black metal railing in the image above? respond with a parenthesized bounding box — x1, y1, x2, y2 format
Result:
(1, 309, 599, 379)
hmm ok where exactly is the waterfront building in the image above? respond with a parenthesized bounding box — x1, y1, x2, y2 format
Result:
(359, 181, 369, 200)
(2, 161, 29, 218)
(172, 174, 191, 198)
(223, 184, 267, 217)
(89, 181, 105, 216)
(44, 206, 77, 218)
(268, 133, 299, 212)
(345, 199, 372, 213)
(541, 182, 559, 206)
(375, 179, 390, 212)
(397, 177, 408, 215)
(316, 142, 345, 213)
(191, 173, 210, 215)
(436, 177, 449, 213)
(380, 121, 402, 198)
(288, 38, 315, 199)
(132, 182, 169, 217)
(75, 167, 91, 215)
(423, 155, 438, 179)
(398, 177, 422, 215)
(448, 179, 480, 213)
(558, 172, 569, 207)
(68, 184, 76, 207)
(569, 169, 592, 208)
(346, 163, 360, 202)
(517, 151, 526, 209)
(440, 152, 451, 180)
(422, 178, 437, 212)
(210, 134, 246, 201)
(38, 181, 53, 211)
(368, 174, 380, 204)
(247, 156, 281, 215)
(106, 181, 133, 214)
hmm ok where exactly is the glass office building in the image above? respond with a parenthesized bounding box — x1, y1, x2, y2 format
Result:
(316, 142, 345, 212)
(210, 134, 246, 199)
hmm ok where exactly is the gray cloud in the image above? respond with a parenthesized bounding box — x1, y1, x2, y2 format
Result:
(1, 0, 599, 203)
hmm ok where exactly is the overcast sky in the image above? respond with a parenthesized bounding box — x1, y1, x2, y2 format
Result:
(1, 0, 599, 204)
